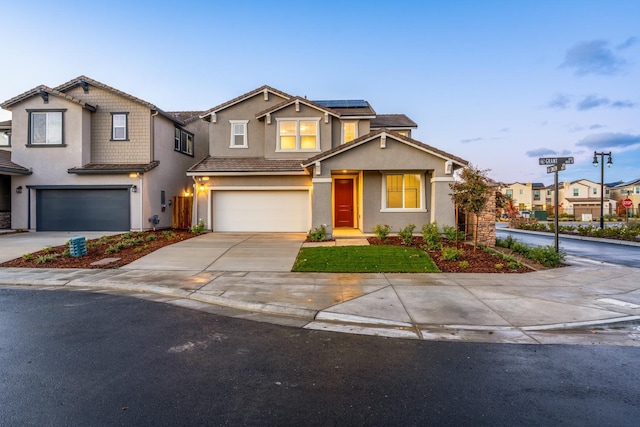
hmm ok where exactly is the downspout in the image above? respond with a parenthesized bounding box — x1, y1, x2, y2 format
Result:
(150, 111, 158, 163)
(139, 174, 144, 231)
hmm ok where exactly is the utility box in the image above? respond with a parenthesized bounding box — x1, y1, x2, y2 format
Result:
(582, 213, 593, 222)
(68, 236, 87, 257)
(532, 210, 548, 221)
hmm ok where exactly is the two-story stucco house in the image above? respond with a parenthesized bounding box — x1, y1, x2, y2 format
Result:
(187, 85, 468, 237)
(0, 76, 207, 231)
(500, 182, 546, 212)
(550, 179, 614, 218)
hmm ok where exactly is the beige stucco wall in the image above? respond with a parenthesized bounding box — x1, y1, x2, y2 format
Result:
(307, 136, 458, 233)
(208, 92, 288, 158)
(66, 86, 151, 163)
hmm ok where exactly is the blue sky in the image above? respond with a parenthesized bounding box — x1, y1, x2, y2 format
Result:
(2, 0, 638, 185)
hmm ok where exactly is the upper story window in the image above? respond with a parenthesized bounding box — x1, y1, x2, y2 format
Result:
(533, 190, 540, 200)
(29, 110, 64, 145)
(546, 190, 551, 196)
(277, 118, 320, 151)
(573, 188, 579, 197)
(383, 173, 424, 211)
(174, 127, 194, 156)
(592, 187, 598, 195)
(519, 189, 524, 195)
(111, 113, 128, 141)
(229, 120, 248, 148)
(506, 189, 513, 197)
(0, 131, 10, 146)
(342, 121, 358, 144)
(635, 187, 640, 195)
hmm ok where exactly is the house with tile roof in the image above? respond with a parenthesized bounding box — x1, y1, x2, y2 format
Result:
(188, 85, 468, 236)
(0, 76, 207, 231)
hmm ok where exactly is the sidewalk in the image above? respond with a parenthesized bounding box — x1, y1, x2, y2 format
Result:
(1, 254, 639, 345)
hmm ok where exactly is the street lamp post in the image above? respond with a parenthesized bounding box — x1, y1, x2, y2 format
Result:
(592, 151, 612, 229)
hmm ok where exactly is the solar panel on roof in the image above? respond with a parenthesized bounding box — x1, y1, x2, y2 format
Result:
(313, 100, 368, 108)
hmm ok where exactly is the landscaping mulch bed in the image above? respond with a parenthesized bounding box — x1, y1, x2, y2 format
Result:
(0, 229, 197, 269)
(367, 236, 538, 273)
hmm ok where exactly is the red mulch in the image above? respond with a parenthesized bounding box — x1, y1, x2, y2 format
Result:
(367, 236, 537, 273)
(0, 230, 198, 269)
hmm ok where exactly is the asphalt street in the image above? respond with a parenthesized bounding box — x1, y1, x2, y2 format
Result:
(496, 227, 640, 268)
(2, 288, 639, 426)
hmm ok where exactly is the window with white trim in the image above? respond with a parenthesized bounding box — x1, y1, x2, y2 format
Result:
(342, 120, 358, 144)
(383, 173, 423, 210)
(229, 120, 248, 148)
(174, 127, 194, 156)
(573, 188, 579, 196)
(277, 118, 320, 151)
(592, 187, 598, 195)
(111, 113, 128, 140)
(635, 187, 640, 195)
(29, 110, 63, 145)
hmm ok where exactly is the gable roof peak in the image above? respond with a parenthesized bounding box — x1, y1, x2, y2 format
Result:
(200, 84, 293, 118)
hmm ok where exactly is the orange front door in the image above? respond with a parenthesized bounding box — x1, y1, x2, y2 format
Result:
(334, 179, 354, 227)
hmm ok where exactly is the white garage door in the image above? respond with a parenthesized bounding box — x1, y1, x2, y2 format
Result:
(212, 190, 310, 232)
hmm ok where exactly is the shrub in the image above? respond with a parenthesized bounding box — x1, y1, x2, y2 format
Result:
(35, 254, 58, 264)
(443, 225, 464, 241)
(441, 246, 463, 261)
(421, 223, 441, 250)
(145, 234, 158, 242)
(162, 230, 176, 239)
(307, 225, 327, 242)
(527, 245, 565, 267)
(42, 247, 53, 254)
(191, 219, 206, 235)
(458, 260, 470, 269)
(372, 224, 391, 241)
(398, 224, 416, 246)
(494, 263, 504, 270)
(22, 253, 34, 261)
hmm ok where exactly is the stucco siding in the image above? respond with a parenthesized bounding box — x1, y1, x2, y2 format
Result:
(209, 93, 287, 157)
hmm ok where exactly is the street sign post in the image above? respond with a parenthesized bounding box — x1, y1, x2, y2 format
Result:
(539, 156, 574, 252)
(546, 163, 566, 173)
(539, 157, 574, 166)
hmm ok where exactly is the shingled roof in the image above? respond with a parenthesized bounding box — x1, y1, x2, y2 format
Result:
(370, 114, 417, 129)
(188, 157, 306, 175)
(1, 85, 97, 111)
(67, 161, 160, 174)
(302, 129, 468, 167)
(0, 150, 31, 175)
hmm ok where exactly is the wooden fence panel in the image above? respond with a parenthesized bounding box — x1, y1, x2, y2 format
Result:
(172, 196, 193, 229)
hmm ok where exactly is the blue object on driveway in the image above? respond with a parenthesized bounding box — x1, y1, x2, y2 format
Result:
(69, 236, 87, 257)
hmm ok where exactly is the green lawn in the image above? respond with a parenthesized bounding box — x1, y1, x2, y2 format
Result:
(292, 245, 440, 273)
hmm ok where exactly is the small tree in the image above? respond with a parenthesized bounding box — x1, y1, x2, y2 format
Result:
(449, 164, 492, 250)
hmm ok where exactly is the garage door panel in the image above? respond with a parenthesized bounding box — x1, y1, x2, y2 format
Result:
(212, 190, 310, 232)
(37, 189, 130, 231)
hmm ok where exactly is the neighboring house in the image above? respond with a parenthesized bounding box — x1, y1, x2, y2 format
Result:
(0, 119, 32, 228)
(0, 76, 207, 231)
(557, 179, 614, 218)
(500, 182, 546, 211)
(187, 85, 468, 237)
(611, 179, 640, 216)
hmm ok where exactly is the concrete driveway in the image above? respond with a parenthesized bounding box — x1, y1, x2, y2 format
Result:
(122, 232, 307, 272)
(0, 231, 120, 263)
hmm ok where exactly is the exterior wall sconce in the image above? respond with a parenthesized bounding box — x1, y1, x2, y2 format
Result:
(16, 186, 22, 194)
(199, 185, 205, 191)
(131, 185, 137, 193)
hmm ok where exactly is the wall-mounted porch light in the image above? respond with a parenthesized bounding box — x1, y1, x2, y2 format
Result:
(16, 186, 22, 194)
(131, 185, 137, 193)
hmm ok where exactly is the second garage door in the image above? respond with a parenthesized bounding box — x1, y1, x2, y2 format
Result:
(36, 188, 130, 231)
(212, 190, 310, 232)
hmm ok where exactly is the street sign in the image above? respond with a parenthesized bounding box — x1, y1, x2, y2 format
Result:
(547, 163, 566, 173)
(622, 198, 633, 208)
(539, 157, 574, 165)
